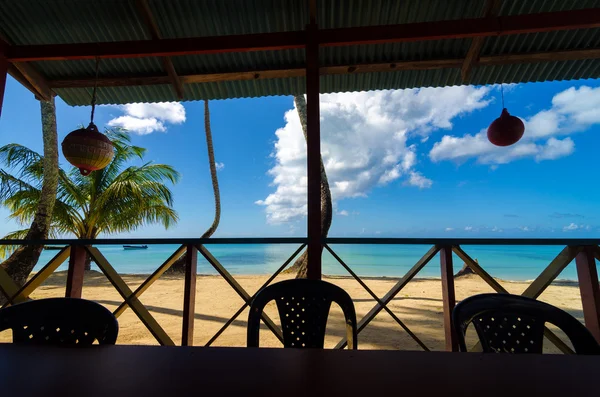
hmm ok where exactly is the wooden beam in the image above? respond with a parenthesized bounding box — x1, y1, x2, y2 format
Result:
(478, 48, 600, 66)
(65, 245, 86, 298)
(306, 23, 321, 280)
(461, 0, 503, 82)
(7, 8, 600, 62)
(0, 54, 6, 119)
(47, 48, 600, 89)
(440, 246, 458, 352)
(10, 62, 52, 101)
(181, 245, 197, 346)
(575, 246, 600, 343)
(134, 0, 184, 99)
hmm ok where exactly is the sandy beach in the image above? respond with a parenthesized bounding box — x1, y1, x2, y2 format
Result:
(1, 271, 583, 352)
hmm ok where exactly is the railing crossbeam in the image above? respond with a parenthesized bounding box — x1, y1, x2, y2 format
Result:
(1, 246, 70, 307)
(196, 244, 284, 343)
(334, 245, 440, 349)
(86, 247, 175, 346)
(325, 244, 430, 351)
(204, 244, 305, 347)
(454, 245, 575, 354)
(114, 244, 186, 317)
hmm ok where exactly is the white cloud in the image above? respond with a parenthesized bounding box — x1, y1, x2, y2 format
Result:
(258, 87, 490, 223)
(107, 102, 186, 135)
(563, 223, 591, 232)
(519, 226, 531, 232)
(465, 226, 473, 231)
(445, 227, 454, 232)
(564, 223, 579, 231)
(215, 162, 225, 171)
(490, 226, 503, 232)
(405, 171, 433, 189)
(429, 86, 600, 165)
(337, 210, 349, 216)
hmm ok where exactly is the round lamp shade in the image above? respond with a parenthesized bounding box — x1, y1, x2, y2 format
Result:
(62, 123, 114, 175)
(487, 108, 525, 147)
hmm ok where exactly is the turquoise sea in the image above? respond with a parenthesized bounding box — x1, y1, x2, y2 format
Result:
(34, 244, 581, 281)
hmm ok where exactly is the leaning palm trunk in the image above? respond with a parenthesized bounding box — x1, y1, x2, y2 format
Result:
(286, 95, 333, 279)
(1, 98, 59, 292)
(169, 100, 220, 272)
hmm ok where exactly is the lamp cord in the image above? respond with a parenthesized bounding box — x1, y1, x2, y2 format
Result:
(90, 57, 100, 124)
(500, 84, 505, 109)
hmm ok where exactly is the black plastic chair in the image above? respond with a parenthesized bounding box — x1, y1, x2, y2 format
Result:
(453, 293, 600, 354)
(0, 298, 118, 345)
(247, 279, 358, 349)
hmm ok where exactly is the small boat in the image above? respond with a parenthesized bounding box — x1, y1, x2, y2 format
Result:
(44, 246, 66, 250)
(123, 245, 149, 250)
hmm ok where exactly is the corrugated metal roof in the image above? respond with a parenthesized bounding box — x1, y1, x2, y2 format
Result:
(1, 0, 600, 105)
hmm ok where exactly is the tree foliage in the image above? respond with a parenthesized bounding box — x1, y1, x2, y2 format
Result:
(0, 128, 180, 258)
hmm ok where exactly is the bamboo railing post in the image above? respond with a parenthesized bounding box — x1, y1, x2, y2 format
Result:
(65, 244, 86, 298)
(182, 244, 198, 346)
(575, 245, 600, 343)
(440, 245, 458, 351)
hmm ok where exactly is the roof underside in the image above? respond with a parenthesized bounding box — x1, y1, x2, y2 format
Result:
(2, 0, 600, 105)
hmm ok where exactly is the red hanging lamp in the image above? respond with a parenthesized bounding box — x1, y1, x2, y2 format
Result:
(62, 58, 114, 176)
(487, 85, 525, 147)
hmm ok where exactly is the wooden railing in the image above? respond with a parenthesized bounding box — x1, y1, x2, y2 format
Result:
(0, 237, 598, 351)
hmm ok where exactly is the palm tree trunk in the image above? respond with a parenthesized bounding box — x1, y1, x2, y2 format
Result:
(169, 100, 220, 272)
(1, 97, 59, 292)
(200, 100, 221, 239)
(286, 95, 333, 279)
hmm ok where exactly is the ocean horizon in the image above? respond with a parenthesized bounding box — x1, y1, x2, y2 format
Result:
(34, 243, 581, 282)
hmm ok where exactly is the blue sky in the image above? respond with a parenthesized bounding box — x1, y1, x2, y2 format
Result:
(0, 76, 599, 238)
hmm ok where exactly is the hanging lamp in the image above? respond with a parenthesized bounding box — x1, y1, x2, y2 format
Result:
(487, 85, 525, 147)
(62, 58, 114, 176)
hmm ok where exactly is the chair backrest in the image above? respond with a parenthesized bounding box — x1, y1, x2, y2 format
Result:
(248, 279, 357, 349)
(0, 298, 118, 345)
(453, 293, 600, 354)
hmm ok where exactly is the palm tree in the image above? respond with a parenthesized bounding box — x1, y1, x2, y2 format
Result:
(169, 100, 220, 272)
(0, 128, 180, 270)
(0, 98, 59, 289)
(287, 95, 333, 278)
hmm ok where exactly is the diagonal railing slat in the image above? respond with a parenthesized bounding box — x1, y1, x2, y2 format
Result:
(335, 245, 440, 349)
(454, 245, 575, 354)
(86, 247, 175, 346)
(521, 246, 582, 299)
(196, 244, 284, 343)
(324, 244, 430, 351)
(114, 244, 187, 317)
(0, 266, 21, 302)
(593, 245, 600, 262)
(1, 246, 71, 307)
(204, 243, 306, 346)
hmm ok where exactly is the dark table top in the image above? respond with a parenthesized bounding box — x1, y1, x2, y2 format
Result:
(0, 344, 597, 396)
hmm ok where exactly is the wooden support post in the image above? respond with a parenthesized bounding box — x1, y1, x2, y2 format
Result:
(575, 246, 600, 343)
(440, 246, 458, 352)
(181, 244, 197, 346)
(65, 245, 86, 298)
(306, 22, 322, 280)
(0, 54, 7, 119)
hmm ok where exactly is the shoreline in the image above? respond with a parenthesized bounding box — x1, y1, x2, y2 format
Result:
(8, 270, 581, 351)
(49, 270, 581, 285)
